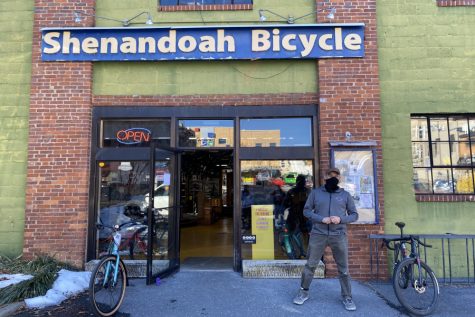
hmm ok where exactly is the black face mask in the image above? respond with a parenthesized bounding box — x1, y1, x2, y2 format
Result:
(325, 177, 339, 192)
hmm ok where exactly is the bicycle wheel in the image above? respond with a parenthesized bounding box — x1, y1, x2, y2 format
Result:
(129, 236, 148, 260)
(393, 260, 410, 289)
(392, 258, 439, 316)
(89, 256, 127, 317)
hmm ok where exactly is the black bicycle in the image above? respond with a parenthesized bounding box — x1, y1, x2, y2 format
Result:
(383, 222, 440, 316)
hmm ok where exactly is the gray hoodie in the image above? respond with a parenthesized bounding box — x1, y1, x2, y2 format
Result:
(303, 185, 358, 236)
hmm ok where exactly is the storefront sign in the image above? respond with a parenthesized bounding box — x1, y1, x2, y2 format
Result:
(251, 205, 274, 260)
(116, 128, 151, 145)
(41, 24, 365, 61)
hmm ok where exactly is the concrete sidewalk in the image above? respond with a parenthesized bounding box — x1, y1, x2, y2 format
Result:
(119, 271, 402, 317)
(367, 281, 475, 317)
(3, 270, 475, 316)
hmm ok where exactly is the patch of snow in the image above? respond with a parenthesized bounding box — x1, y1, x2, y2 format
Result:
(0, 274, 33, 289)
(24, 269, 91, 309)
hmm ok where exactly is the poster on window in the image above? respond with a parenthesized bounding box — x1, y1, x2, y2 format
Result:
(332, 149, 377, 224)
(251, 205, 275, 260)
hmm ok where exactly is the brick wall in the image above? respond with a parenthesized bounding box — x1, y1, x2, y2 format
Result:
(93, 93, 318, 106)
(24, 0, 95, 267)
(316, 0, 386, 280)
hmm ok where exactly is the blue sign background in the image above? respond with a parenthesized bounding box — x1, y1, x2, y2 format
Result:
(41, 24, 365, 61)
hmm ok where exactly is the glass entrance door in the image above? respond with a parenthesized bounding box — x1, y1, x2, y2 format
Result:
(147, 147, 179, 283)
(95, 148, 178, 284)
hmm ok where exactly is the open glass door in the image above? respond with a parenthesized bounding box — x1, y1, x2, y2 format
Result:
(146, 145, 179, 284)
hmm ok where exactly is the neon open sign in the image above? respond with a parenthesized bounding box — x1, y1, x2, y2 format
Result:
(116, 128, 151, 145)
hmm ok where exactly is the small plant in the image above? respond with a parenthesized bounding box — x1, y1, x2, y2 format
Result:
(0, 255, 78, 305)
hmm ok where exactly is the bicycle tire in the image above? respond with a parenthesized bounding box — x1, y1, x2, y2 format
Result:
(89, 255, 127, 317)
(129, 236, 148, 260)
(393, 259, 410, 289)
(290, 231, 306, 259)
(278, 231, 296, 259)
(392, 258, 440, 316)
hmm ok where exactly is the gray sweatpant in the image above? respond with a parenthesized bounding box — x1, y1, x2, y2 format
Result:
(300, 234, 352, 298)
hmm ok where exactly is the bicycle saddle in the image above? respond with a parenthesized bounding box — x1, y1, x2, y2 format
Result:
(395, 222, 405, 229)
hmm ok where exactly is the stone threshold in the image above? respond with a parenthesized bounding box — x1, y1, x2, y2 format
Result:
(242, 260, 325, 278)
(85, 259, 325, 279)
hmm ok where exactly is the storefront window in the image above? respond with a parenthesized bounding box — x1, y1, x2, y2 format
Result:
(101, 120, 170, 148)
(240, 118, 312, 147)
(240, 160, 313, 260)
(178, 119, 234, 148)
(96, 161, 171, 261)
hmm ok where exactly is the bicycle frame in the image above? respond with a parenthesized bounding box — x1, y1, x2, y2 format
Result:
(103, 228, 122, 287)
(276, 214, 305, 259)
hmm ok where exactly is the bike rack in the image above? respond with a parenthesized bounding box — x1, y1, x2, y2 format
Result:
(369, 233, 475, 284)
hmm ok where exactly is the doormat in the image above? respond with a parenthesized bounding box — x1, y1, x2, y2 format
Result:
(181, 257, 233, 271)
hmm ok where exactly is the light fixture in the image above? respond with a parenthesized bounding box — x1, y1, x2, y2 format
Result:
(74, 11, 154, 27)
(345, 131, 352, 143)
(118, 162, 133, 171)
(258, 7, 336, 24)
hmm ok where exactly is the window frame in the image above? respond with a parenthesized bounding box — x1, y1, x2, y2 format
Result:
(411, 114, 475, 196)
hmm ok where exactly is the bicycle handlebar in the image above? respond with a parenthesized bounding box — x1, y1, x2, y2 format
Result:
(383, 235, 432, 249)
(96, 221, 143, 231)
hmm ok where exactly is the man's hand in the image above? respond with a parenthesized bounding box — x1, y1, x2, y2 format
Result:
(330, 216, 341, 224)
(322, 217, 331, 224)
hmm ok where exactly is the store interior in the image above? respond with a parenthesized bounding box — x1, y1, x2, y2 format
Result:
(179, 150, 234, 269)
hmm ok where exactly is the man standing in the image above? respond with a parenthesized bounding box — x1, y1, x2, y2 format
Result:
(293, 167, 358, 311)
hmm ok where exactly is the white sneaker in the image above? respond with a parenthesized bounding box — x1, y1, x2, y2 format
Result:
(342, 297, 356, 311)
(293, 288, 309, 305)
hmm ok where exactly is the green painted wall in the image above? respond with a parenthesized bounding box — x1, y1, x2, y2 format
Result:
(0, 0, 34, 257)
(377, 1, 475, 276)
(93, 0, 318, 95)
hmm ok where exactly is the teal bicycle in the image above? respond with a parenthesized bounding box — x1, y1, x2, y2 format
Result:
(89, 223, 128, 317)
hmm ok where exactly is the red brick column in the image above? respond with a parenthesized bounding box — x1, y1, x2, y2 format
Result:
(316, 0, 386, 280)
(24, 0, 95, 267)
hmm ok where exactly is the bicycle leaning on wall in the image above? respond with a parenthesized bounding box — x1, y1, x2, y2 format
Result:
(383, 222, 440, 316)
(89, 223, 128, 317)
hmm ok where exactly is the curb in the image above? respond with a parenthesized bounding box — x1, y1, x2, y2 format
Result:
(0, 302, 24, 317)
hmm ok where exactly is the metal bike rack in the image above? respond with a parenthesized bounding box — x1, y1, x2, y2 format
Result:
(369, 233, 475, 284)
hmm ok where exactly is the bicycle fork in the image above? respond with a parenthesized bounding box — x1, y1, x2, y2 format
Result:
(103, 232, 122, 288)
(413, 257, 427, 294)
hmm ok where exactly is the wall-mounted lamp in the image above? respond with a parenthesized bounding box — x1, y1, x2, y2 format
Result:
(118, 162, 133, 171)
(258, 7, 336, 24)
(74, 11, 153, 27)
